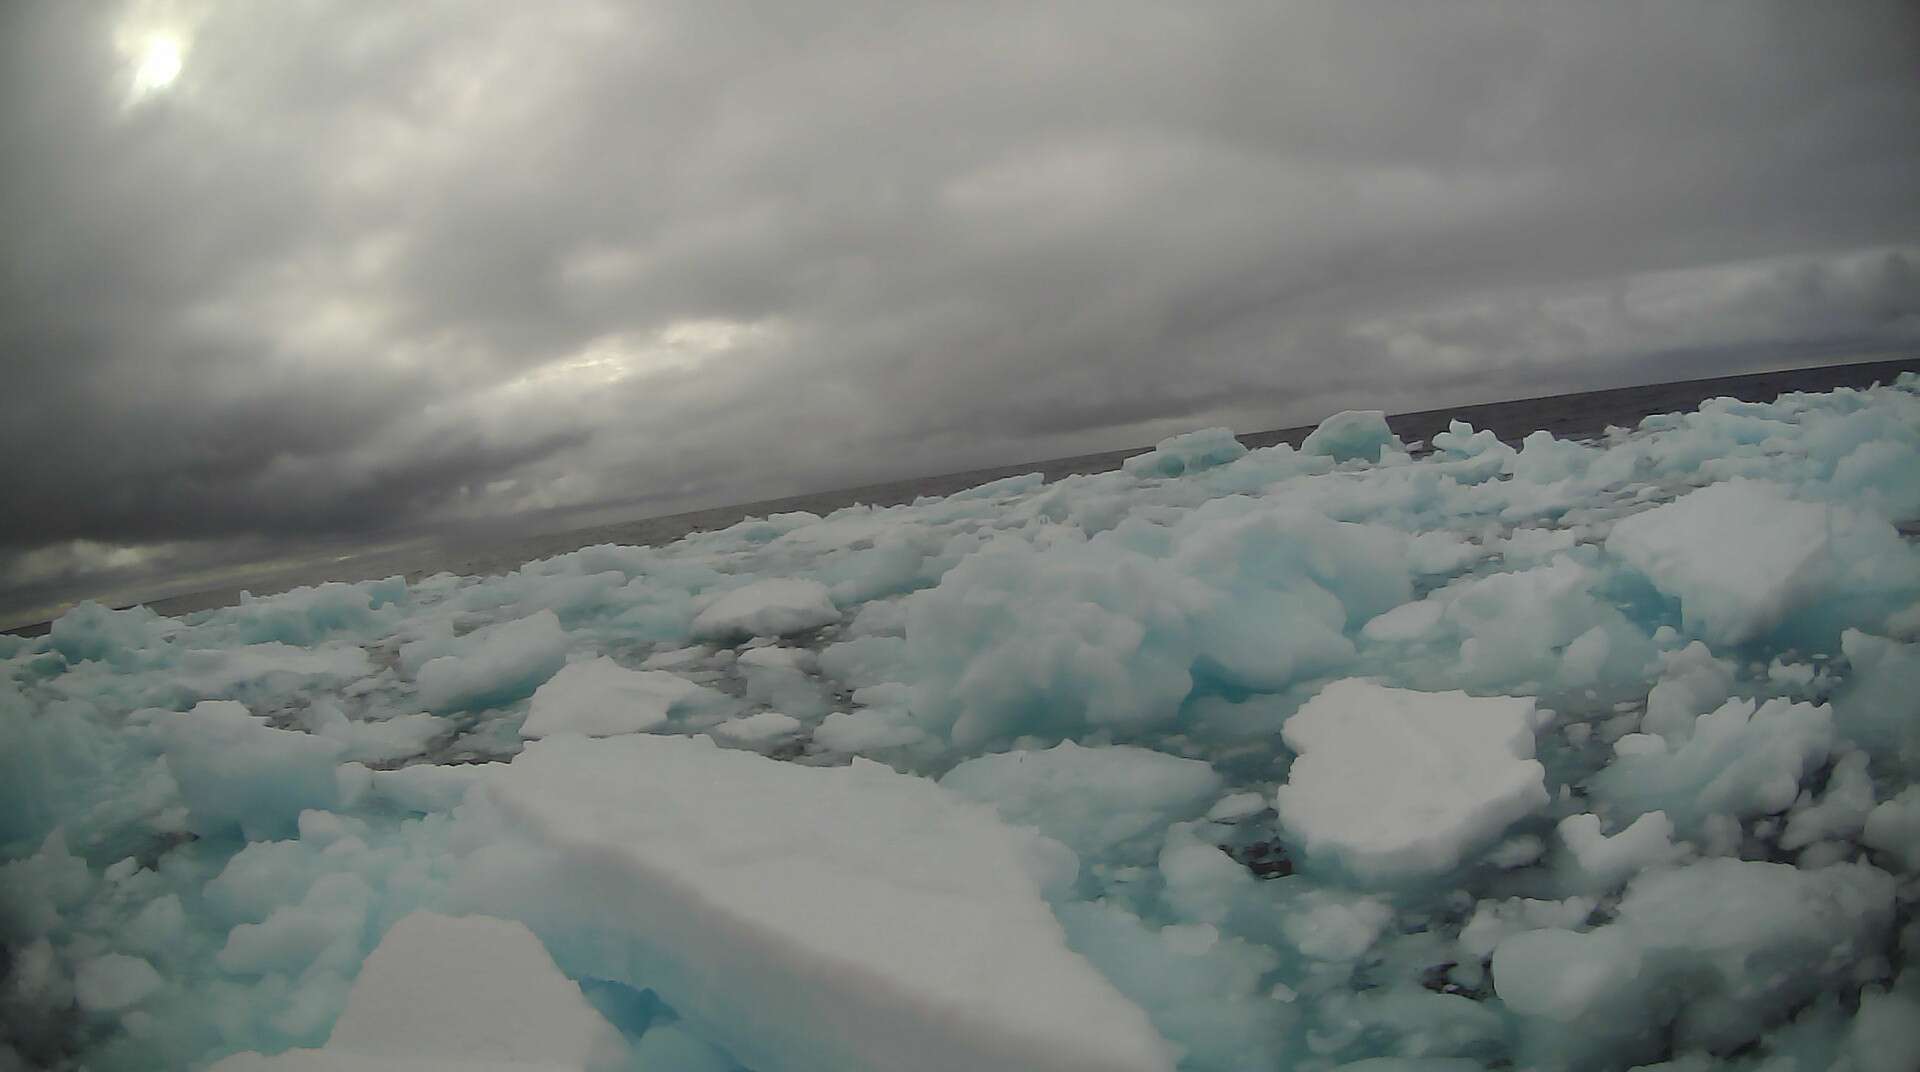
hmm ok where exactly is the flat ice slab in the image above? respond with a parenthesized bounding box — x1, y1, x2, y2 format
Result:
(690, 578, 840, 640)
(209, 911, 626, 1071)
(469, 733, 1176, 1072)
(519, 656, 712, 738)
(1275, 679, 1546, 880)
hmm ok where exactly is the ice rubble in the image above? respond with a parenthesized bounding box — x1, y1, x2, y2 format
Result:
(145, 700, 351, 841)
(1491, 858, 1897, 1064)
(73, 954, 163, 1014)
(940, 740, 1223, 858)
(5, 373, 1920, 1072)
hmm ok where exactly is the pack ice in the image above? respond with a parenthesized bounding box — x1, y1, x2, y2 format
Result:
(6, 375, 1920, 1072)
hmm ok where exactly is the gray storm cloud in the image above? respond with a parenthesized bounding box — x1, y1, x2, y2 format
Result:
(3, 0, 1918, 619)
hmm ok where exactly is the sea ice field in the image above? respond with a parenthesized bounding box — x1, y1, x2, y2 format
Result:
(6, 377, 1920, 1072)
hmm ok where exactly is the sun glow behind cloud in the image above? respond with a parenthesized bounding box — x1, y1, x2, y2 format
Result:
(115, 0, 198, 108)
(502, 318, 783, 395)
(131, 35, 184, 97)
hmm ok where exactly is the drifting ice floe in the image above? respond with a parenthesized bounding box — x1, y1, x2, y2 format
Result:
(518, 656, 717, 739)
(1274, 680, 1547, 880)
(689, 578, 840, 641)
(1605, 479, 1909, 646)
(5, 373, 1920, 1071)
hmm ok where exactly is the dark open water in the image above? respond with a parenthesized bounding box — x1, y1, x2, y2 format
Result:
(11, 357, 1918, 636)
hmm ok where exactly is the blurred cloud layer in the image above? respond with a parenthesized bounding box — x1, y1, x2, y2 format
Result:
(4, 0, 1918, 609)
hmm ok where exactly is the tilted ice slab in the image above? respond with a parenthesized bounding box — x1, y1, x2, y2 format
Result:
(1605, 480, 1866, 646)
(460, 734, 1177, 1072)
(518, 656, 715, 738)
(415, 610, 569, 713)
(1122, 427, 1248, 478)
(210, 911, 628, 1071)
(1275, 679, 1547, 880)
(689, 577, 839, 640)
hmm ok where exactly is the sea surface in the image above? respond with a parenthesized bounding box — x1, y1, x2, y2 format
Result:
(13, 356, 1919, 635)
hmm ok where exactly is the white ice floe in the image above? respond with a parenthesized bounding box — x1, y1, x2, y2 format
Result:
(208, 911, 629, 1071)
(689, 578, 840, 640)
(709, 709, 802, 744)
(1275, 679, 1547, 880)
(455, 734, 1177, 1072)
(518, 656, 715, 738)
(1605, 479, 1910, 646)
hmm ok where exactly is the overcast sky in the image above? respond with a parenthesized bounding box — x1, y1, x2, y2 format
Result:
(4, 0, 1919, 623)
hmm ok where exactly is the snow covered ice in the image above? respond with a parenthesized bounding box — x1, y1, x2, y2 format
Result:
(519, 656, 722, 739)
(208, 910, 631, 1070)
(1273, 681, 1548, 881)
(7, 375, 1920, 1071)
(457, 733, 1174, 1072)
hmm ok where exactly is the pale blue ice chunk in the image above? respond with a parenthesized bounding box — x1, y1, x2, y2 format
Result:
(1302, 410, 1396, 463)
(1122, 427, 1248, 479)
